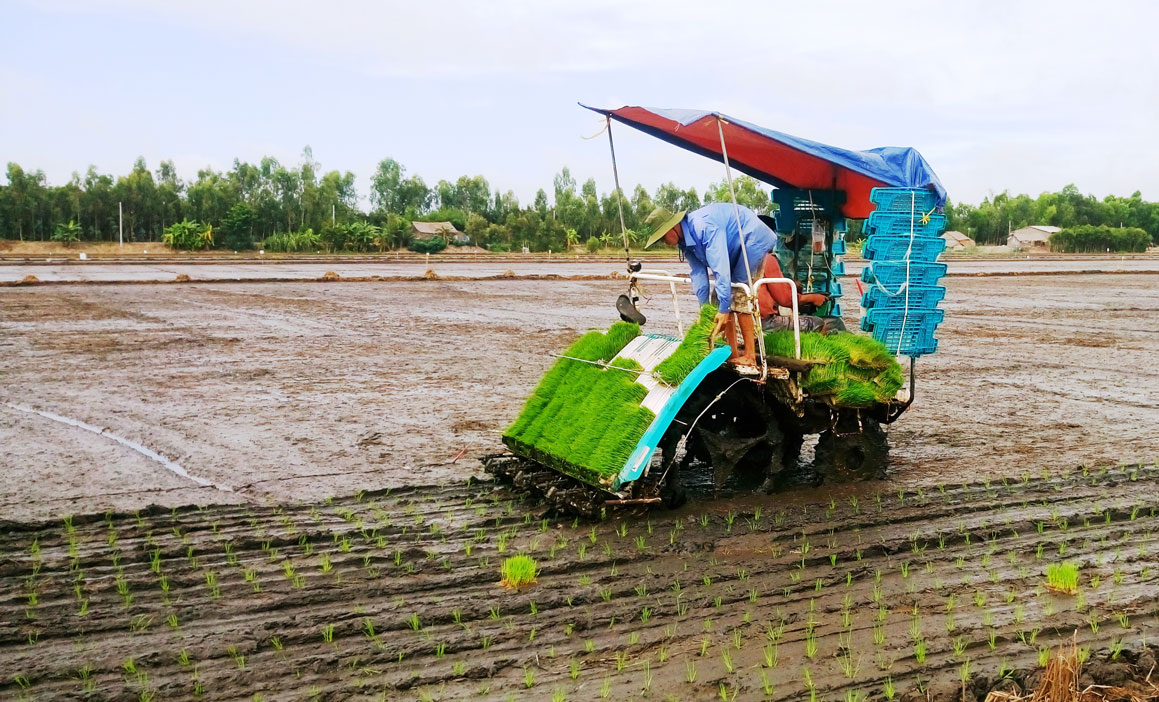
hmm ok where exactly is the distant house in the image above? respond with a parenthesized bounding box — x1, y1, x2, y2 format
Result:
(942, 230, 975, 251)
(1008, 225, 1060, 250)
(411, 221, 467, 244)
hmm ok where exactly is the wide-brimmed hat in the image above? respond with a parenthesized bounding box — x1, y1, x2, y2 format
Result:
(644, 206, 686, 248)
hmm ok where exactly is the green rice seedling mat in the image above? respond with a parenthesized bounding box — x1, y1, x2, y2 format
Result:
(763, 328, 904, 406)
(503, 322, 657, 487)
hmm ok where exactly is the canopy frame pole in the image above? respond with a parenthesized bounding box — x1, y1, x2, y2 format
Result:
(716, 117, 768, 381)
(605, 116, 632, 273)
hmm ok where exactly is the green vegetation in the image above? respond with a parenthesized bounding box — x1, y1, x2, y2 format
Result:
(945, 185, 1158, 246)
(162, 219, 213, 251)
(0, 155, 771, 252)
(763, 330, 904, 406)
(6, 148, 1156, 253)
(1049, 225, 1150, 253)
(408, 236, 447, 254)
(503, 322, 656, 485)
(1045, 561, 1080, 594)
(51, 219, 81, 246)
(654, 305, 726, 386)
(500, 555, 538, 589)
(262, 230, 321, 253)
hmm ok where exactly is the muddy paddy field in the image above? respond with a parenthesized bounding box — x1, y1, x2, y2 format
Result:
(1, 273, 1158, 700)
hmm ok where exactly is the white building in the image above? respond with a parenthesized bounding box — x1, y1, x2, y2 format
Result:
(412, 221, 468, 245)
(942, 230, 975, 251)
(1007, 225, 1060, 250)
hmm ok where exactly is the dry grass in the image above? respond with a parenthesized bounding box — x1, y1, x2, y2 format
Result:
(1032, 640, 1082, 702)
(984, 639, 1159, 702)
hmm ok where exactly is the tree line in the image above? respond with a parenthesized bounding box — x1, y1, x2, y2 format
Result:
(944, 186, 1158, 247)
(1, 150, 1155, 252)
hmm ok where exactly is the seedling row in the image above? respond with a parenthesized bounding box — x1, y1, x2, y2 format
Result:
(2, 463, 1158, 701)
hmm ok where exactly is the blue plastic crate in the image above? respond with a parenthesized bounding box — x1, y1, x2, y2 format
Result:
(830, 281, 843, 298)
(865, 212, 947, 238)
(866, 308, 944, 357)
(832, 238, 847, 256)
(861, 284, 945, 311)
(830, 303, 842, 316)
(772, 188, 845, 232)
(863, 235, 946, 262)
(861, 261, 947, 289)
(869, 187, 940, 213)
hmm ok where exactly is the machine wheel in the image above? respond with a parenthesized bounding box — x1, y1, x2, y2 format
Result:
(668, 374, 790, 493)
(656, 467, 687, 509)
(814, 416, 889, 481)
(782, 430, 804, 472)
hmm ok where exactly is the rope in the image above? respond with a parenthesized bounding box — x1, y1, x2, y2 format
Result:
(548, 353, 657, 379)
(896, 191, 916, 357)
(581, 120, 609, 140)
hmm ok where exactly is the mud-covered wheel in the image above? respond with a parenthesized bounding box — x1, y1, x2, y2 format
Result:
(657, 466, 686, 509)
(673, 374, 790, 493)
(814, 416, 889, 481)
(638, 436, 687, 510)
(781, 430, 804, 473)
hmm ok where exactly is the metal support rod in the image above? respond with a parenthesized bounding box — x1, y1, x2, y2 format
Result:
(716, 117, 768, 379)
(752, 277, 801, 358)
(669, 280, 684, 336)
(605, 117, 631, 273)
(636, 268, 685, 334)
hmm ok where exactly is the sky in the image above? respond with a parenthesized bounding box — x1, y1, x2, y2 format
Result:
(2, 0, 1158, 208)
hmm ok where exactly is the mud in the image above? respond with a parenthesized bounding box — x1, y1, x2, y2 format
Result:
(1, 274, 1157, 522)
(1, 466, 1158, 701)
(2, 273, 1159, 701)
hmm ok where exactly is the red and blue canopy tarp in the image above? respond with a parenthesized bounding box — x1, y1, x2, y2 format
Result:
(581, 104, 946, 220)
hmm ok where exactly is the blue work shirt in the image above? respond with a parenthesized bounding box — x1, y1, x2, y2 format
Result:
(679, 203, 778, 313)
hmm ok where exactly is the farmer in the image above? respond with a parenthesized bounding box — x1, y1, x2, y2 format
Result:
(755, 252, 845, 334)
(645, 203, 777, 370)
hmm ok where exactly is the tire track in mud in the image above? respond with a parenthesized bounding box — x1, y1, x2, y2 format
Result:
(2, 466, 1159, 701)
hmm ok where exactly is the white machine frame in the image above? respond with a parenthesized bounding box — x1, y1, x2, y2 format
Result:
(631, 268, 802, 381)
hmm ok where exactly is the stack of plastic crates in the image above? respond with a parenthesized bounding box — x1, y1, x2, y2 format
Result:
(859, 187, 946, 356)
(771, 188, 847, 317)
